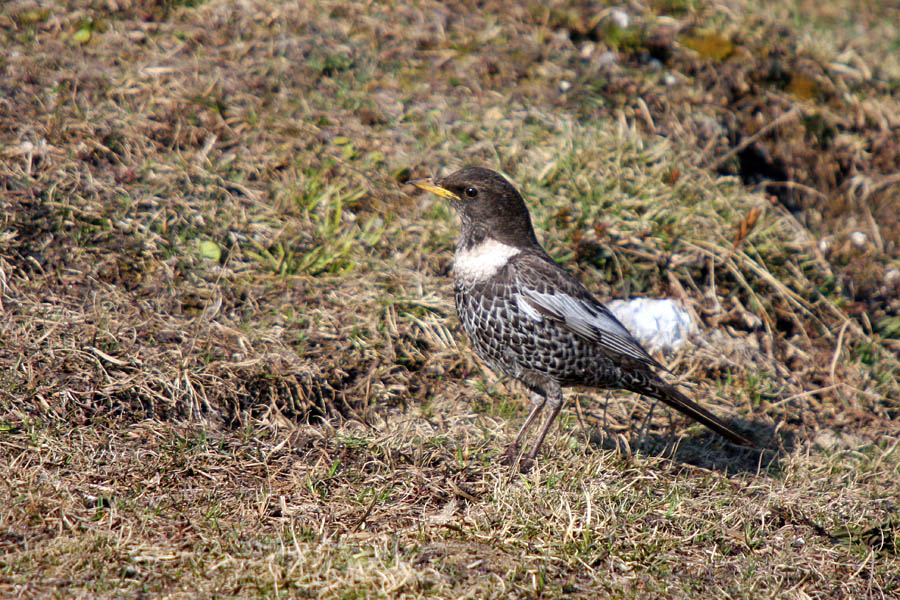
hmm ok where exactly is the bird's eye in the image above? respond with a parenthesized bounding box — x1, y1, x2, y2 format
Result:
(464, 187, 478, 198)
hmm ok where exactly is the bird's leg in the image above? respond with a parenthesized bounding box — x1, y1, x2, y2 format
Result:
(599, 390, 611, 446)
(503, 390, 546, 466)
(635, 396, 656, 449)
(520, 383, 564, 472)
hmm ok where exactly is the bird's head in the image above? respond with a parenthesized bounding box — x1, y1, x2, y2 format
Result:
(412, 167, 538, 249)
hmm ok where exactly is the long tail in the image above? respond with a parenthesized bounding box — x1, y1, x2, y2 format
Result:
(636, 379, 753, 447)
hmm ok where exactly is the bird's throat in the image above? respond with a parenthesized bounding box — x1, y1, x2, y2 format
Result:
(454, 238, 521, 282)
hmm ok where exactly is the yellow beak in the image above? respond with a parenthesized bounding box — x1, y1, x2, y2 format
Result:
(411, 179, 460, 201)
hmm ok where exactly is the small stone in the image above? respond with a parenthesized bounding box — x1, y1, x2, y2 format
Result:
(595, 51, 618, 69)
(579, 42, 595, 61)
(559, 80, 572, 93)
(885, 269, 900, 286)
(610, 9, 630, 29)
(484, 106, 504, 122)
(850, 231, 867, 247)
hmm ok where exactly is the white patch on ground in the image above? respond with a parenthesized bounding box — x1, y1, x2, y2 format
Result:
(454, 239, 520, 281)
(606, 298, 698, 354)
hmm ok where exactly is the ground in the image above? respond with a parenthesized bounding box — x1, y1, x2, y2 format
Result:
(1, 0, 899, 598)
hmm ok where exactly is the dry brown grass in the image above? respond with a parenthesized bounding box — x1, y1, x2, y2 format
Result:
(1, 0, 899, 598)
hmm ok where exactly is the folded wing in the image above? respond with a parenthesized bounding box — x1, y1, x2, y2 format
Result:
(511, 253, 665, 370)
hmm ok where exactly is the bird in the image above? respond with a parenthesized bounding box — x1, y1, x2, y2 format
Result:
(413, 167, 752, 471)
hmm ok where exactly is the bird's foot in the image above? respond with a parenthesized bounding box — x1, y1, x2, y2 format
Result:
(517, 456, 535, 474)
(500, 443, 519, 467)
(501, 443, 535, 473)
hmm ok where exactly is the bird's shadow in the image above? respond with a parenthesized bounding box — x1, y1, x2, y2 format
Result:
(575, 405, 790, 477)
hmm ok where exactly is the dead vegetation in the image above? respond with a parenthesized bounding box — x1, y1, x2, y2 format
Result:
(1, 0, 899, 597)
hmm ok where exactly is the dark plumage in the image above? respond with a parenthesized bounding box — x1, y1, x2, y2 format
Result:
(414, 167, 752, 470)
